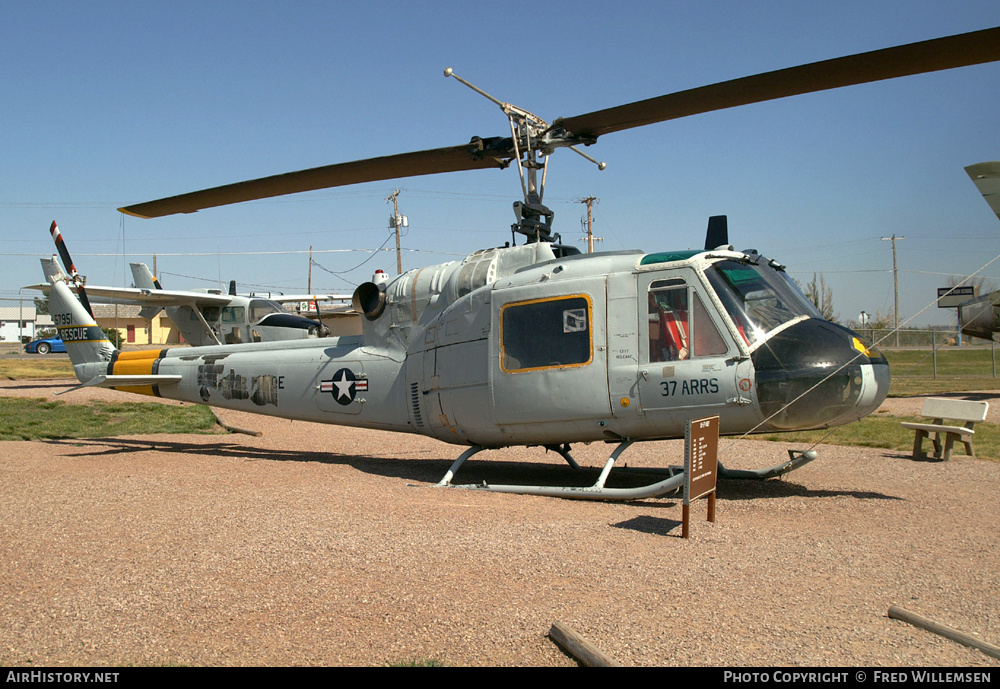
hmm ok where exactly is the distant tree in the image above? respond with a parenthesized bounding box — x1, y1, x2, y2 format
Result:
(803, 273, 838, 322)
(101, 327, 122, 348)
(847, 308, 894, 331)
(33, 294, 49, 315)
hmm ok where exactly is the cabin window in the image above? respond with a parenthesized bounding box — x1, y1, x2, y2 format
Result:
(221, 306, 245, 323)
(501, 295, 592, 372)
(195, 306, 220, 322)
(648, 282, 728, 362)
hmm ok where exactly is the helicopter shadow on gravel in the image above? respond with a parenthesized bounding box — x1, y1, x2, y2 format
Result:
(610, 477, 904, 539)
(716, 476, 902, 502)
(2, 382, 76, 391)
(42, 436, 453, 482)
(41, 437, 906, 504)
(41, 436, 635, 488)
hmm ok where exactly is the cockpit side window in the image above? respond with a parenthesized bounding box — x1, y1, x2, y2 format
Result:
(647, 280, 728, 362)
(691, 292, 728, 357)
(501, 295, 592, 372)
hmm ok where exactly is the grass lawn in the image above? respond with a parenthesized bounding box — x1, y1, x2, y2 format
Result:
(760, 411, 1000, 461)
(0, 358, 75, 380)
(0, 397, 220, 441)
(886, 348, 1000, 396)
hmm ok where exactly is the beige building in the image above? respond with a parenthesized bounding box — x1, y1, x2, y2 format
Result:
(91, 304, 181, 345)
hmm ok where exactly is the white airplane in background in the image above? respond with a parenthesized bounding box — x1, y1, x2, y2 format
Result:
(28, 223, 353, 346)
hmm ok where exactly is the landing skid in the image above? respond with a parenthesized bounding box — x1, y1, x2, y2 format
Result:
(718, 449, 818, 479)
(434, 443, 819, 501)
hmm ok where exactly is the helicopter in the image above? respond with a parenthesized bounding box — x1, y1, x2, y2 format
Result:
(28, 230, 353, 346)
(45, 26, 1000, 499)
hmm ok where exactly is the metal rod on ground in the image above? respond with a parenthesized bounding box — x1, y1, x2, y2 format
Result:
(888, 605, 1000, 660)
(210, 408, 262, 437)
(548, 621, 622, 667)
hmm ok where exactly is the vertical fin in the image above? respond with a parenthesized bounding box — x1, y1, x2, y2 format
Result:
(45, 271, 116, 383)
(130, 262, 161, 290)
(130, 263, 166, 319)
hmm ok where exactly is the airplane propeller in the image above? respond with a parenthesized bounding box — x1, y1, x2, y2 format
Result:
(119, 25, 1000, 237)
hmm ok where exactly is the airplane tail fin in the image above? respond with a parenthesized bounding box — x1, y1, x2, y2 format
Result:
(130, 263, 165, 318)
(130, 262, 162, 290)
(45, 269, 117, 383)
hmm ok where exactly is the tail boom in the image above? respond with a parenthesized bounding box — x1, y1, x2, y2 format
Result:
(47, 278, 116, 383)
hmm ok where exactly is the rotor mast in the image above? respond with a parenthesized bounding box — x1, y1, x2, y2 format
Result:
(444, 68, 605, 243)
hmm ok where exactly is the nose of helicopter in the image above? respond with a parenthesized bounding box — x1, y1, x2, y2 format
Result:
(750, 319, 890, 432)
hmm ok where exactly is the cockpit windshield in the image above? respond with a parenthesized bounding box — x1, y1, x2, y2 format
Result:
(249, 299, 285, 323)
(704, 259, 821, 346)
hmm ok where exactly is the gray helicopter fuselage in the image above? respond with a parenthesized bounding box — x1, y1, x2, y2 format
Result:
(82, 241, 888, 448)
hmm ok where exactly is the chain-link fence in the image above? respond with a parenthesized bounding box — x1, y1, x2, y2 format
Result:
(859, 327, 992, 349)
(861, 329, 1000, 381)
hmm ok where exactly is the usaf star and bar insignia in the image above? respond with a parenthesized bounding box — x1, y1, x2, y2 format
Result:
(320, 368, 369, 405)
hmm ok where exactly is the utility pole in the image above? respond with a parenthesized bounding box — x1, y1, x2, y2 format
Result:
(881, 234, 905, 346)
(386, 189, 408, 275)
(578, 196, 601, 253)
(307, 245, 313, 293)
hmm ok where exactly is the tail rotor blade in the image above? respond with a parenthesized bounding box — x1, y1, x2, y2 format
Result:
(49, 221, 94, 318)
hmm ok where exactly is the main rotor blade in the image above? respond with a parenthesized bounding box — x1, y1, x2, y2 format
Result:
(966, 161, 1000, 221)
(556, 26, 1000, 140)
(119, 142, 512, 219)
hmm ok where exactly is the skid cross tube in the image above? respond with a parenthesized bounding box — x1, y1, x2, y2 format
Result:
(435, 443, 820, 501)
(435, 440, 688, 501)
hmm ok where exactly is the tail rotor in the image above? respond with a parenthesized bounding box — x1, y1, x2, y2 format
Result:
(49, 221, 94, 318)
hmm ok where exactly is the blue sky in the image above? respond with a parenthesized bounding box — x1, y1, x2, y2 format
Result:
(2, 1, 999, 328)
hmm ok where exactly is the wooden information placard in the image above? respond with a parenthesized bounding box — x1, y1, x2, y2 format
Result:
(683, 415, 719, 539)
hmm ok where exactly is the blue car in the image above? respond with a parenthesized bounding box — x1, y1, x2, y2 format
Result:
(24, 336, 66, 354)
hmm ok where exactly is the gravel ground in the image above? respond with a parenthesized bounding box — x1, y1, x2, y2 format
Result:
(2, 379, 999, 667)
